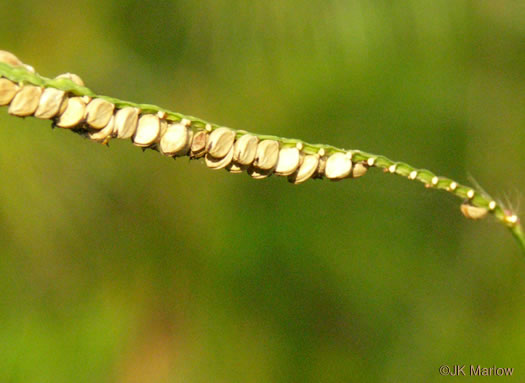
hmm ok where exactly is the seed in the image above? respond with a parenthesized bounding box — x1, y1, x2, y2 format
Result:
(248, 166, 272, 179)
(226, 162, 244, 174)
(55, 73, 85, 87)
(114, 107, 139, 139)
(8, 85, 42, 116)
(388, 164, 397, 173)
(0, 78, 19, 106)
(288, 154, 319, 184)
(351, 162, 368, 178)
(233, 134, 258, 165)
(56, 96, 86, 128)
(0, 50, 23, 66)
(466, 189, 475, 199)
(85, 98, 114, 129)
(190, 130, 208, 158)
(431, 176, 439, 186)
(367, 157, 376, 166)
(408, 170, 418, 180)
(275, 147, 301, 176)
(0, 51, 33, 72)
(133, 114, 160, 147)
(159, 122, 190, 156)
(460, 203, 488, 220)
(206, 127, 236, 158)
(88, 115, 115, 143)
(254, 140, 280, 170)
(449, 182, 457, 191)
(325, 152, 352, 180)
(205, 146, 234, 170)
(34, 87, 66, 119)
(488, 201, 496, 210)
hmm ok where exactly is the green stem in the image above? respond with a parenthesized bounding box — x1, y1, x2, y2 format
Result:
(1, 62, 523, 256)
(510, 225, 525, 253)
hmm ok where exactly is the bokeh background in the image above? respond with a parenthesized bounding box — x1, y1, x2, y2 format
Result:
(1, 1, 524, 382)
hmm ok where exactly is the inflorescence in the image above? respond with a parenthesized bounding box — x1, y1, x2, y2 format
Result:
(0, 50, 522, 253)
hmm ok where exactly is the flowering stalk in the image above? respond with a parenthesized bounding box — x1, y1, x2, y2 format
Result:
(0, 52, 523, 255)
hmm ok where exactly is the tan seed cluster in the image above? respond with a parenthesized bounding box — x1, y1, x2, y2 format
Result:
(0, 51, 371, 184)
(192, 131, 368, 183)
(0, 72, 194, 159)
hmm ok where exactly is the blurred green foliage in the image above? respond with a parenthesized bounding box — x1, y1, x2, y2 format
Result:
(0, 1, 524, 382)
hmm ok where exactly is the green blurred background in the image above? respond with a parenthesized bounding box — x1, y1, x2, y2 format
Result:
(1, 1, 524, 382)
